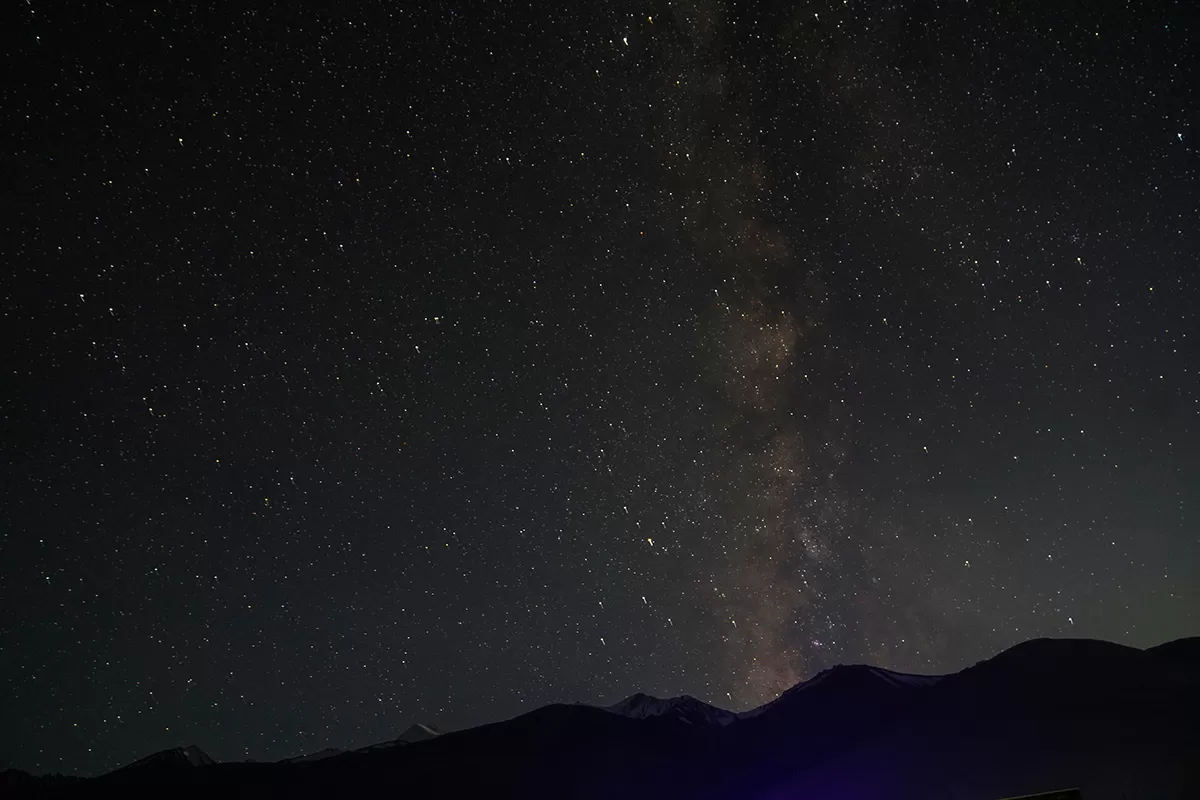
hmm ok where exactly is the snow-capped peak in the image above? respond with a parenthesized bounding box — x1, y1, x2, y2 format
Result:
(354, 723, 442, 753)
(737, 664, 943, 719)
(604, 693, 736, 726)
(117, 744, 215, 772)
(395, 723, 441, 743)
(180, 745, 215, 766)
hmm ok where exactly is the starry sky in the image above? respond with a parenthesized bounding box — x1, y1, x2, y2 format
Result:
(3, 0, 1198, 777)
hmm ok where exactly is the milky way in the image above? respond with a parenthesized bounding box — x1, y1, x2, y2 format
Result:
(3, 0, 1197, 776)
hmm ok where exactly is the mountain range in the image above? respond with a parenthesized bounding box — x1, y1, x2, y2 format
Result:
(3, 637, 1197, 798)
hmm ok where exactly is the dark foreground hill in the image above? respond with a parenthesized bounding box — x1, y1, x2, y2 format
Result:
(5, 637, 1198, 799)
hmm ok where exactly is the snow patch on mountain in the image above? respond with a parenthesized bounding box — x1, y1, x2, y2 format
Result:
(282, 747, 346, 764)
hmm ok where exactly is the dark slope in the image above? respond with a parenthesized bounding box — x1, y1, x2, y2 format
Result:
(721, 664, 943, 797)
(308, 704, 725, 799)
(771, 638, 1200, 800)
(1146, 636, 1200, 666)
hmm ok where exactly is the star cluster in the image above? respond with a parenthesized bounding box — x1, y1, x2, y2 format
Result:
(2, 0, 1197, 776)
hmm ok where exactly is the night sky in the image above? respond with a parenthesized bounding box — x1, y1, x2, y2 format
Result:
(3, 0, 1198, 777)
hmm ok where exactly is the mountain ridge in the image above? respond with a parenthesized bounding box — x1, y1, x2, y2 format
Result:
(7, 636, 1198, 799)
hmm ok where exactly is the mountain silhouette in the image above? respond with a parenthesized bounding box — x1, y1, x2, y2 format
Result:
(6, 637, 1197, 799)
